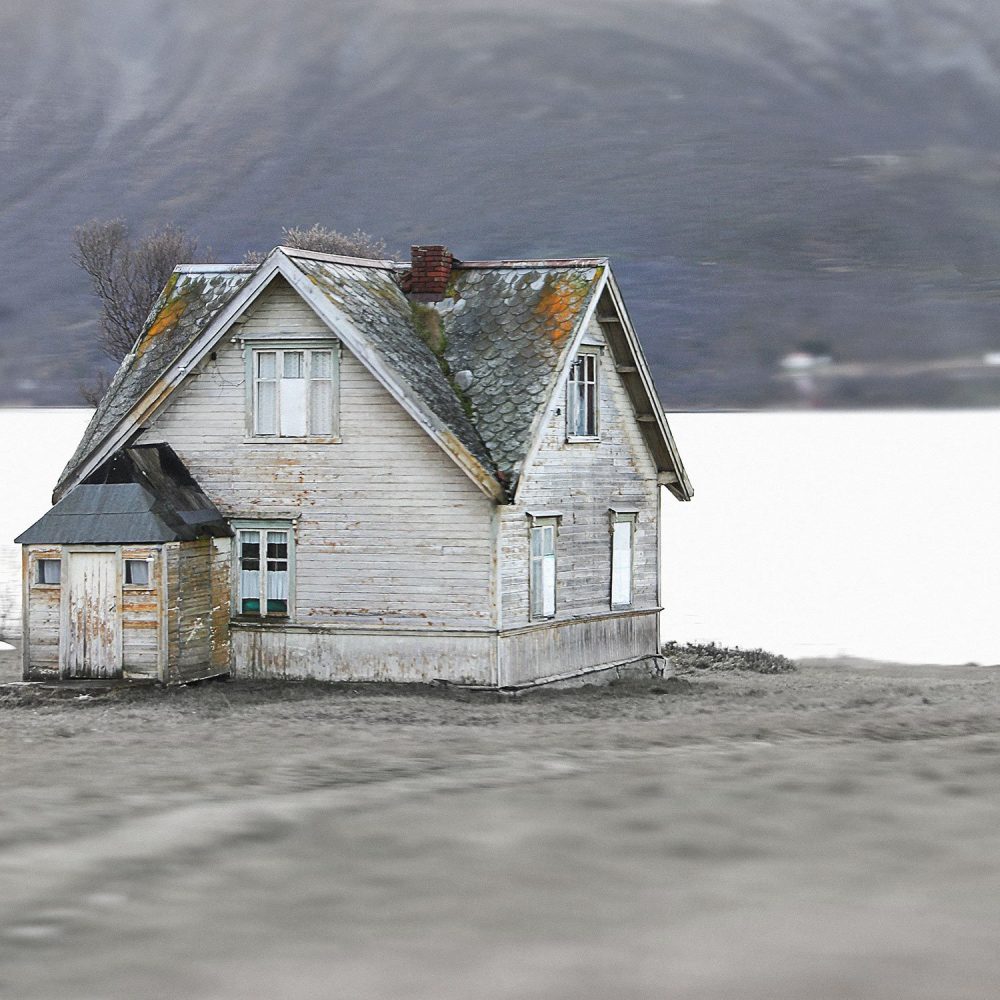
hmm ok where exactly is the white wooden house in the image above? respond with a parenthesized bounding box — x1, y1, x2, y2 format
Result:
(16, 245, 692, 687)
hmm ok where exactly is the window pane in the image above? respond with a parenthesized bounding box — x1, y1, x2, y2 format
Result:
(280, 375, 307, 436)
(240, 533, 260, 576)
(311, 351, 333, 378)
(257, 352, 276, 378)
(37, 559, 61, 584)
(283, 351, 304, 378)
(256, 379, 277, 435)
(125, 559, 149, 586)
(541, 554, 556, 617)
(611, 521, 632, 606)
(310, 378, 334, 435)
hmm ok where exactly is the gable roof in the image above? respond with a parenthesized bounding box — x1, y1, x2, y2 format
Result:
(18, 443, 230, 544)
(55, 248, 691, 503)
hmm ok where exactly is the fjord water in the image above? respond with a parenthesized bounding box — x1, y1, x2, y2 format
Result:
(1, 407, 999, 665)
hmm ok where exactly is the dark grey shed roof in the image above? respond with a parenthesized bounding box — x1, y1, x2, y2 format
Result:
(17, 444, 230, 545)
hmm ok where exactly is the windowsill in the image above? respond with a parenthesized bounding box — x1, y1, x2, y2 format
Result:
(31, 584, 61, 590)
(566, 435, 600, 444)
(232, 614, 291, 623)
(243, 436, 342, 445)
(123, 586, 155, 593)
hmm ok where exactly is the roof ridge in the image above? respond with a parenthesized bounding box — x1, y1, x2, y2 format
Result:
(276, 246, 398, 269)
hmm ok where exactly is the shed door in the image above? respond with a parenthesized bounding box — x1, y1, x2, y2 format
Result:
(61, 551, 122, 679)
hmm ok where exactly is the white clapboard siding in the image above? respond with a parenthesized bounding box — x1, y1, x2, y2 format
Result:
(500, 317, 660, 629)
(139, 278, 494, 630)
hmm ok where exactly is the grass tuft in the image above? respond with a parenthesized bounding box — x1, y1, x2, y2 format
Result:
(663, 641, 797, 675)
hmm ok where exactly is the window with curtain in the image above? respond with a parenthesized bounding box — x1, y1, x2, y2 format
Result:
(234, 523, 293, 617)
(529, 518, 558, 619)
(252, 345, 338, 439)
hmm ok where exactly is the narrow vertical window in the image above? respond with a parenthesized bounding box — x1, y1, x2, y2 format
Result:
(529, 518, 558, 619)
(254, 352, 278, 435)
(265, 530, 289, 614)
(239, 530, 261, 614)
(610, 512, 636, 608)
(279, 351, 307, 437)
(567, 353, 598, 439)
(235, 523, 293, 618)
(309, 350, 335, 436)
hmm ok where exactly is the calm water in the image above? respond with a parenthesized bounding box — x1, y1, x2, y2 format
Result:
(2, 408, 998, 664)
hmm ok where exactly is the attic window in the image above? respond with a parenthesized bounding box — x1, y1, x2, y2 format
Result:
(250, 345, 339, 440)
(567, 352, 599, 440)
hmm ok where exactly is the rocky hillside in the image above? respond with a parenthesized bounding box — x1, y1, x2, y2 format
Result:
(4, 0, 1000, 408)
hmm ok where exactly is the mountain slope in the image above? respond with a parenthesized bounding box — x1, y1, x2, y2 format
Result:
(4, 0, 1000, 407)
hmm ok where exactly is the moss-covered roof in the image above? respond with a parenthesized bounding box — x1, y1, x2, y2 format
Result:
(56, 252, 608, 501)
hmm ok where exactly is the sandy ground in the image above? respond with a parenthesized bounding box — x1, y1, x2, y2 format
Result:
(2, 645, 1000, 999)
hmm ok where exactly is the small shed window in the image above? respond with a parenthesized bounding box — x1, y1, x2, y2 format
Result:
(35, 559, 61, 585)
(610, 512, 637, 608)
(124, 559, 151, 587)
(567, 352, 599, 439)
(252, 346, 338, 439)
(529, 517, 559, 620)
(235, 523, 293, 617)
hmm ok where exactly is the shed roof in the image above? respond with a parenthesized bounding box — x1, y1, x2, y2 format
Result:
(55, 248, 690, 502)
(18, 444, 230, 544)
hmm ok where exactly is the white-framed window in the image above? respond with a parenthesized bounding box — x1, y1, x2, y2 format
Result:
(233, 521, 294, 618)
(528, 515, 559, 620)
(567, 351, 599, 440)
(123, 558, 152, 588)
(34, 557, 61, 586)
(610, 511, 637, 608)
(249, 344, 339, 440)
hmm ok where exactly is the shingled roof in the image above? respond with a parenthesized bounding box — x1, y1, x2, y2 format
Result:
(56, 247, 688, 503)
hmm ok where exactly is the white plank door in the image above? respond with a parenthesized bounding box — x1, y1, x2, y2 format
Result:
(61, 550, 122, 679)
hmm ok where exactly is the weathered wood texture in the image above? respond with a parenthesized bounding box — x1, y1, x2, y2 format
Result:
(500, 317, 660, 631)
(500, 610, 659, 687)
(164, 539, 228, 684)
(231, 622, 496, 684)
(138, 278, 495, 634)
(22, 546, 60, 678)
(121, 545, 161, 679)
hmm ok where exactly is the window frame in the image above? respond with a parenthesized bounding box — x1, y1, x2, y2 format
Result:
(609, 510, 638, 609)
(231, 519, 296, 620)
(527, 513, 560, 621)
(244, 339, 341, 443)
(32, 555, 62, 588)
(566, 349, 600, 442)
(122, 557, 154, 591)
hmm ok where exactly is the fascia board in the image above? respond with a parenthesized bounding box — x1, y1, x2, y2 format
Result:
(62, 256, 287, 495)
(603, 272, 693, 500)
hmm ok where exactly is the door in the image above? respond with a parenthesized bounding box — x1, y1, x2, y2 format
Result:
(61, 550, 122, 679)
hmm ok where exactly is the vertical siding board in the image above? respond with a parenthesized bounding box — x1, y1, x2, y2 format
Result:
(23, 546, 65, 678)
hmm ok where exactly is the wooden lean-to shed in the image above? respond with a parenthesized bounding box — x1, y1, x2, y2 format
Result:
(16, 444, 231, 682)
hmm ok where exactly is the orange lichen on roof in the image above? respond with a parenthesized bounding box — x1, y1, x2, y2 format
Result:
(135, 297, 188, 357)
(533, 273, 590, 341)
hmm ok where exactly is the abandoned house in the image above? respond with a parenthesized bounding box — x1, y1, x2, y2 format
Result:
(16, 244, 692, 687)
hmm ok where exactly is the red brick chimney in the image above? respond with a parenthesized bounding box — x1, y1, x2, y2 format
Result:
(404, 245, 454, 298)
